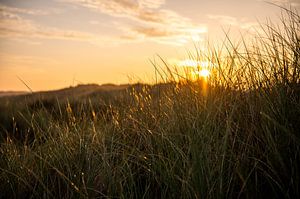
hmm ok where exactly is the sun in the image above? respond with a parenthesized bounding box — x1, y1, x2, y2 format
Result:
(198, 69, 210, 78)
(194, 69, 210, 79)
(176, 59, 211, 80)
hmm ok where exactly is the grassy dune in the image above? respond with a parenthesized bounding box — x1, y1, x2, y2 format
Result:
(0, 8, 300, 199)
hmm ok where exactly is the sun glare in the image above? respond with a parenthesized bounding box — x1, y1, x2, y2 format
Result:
(197, 69, 210, 78)
(177, 59, 211, 80)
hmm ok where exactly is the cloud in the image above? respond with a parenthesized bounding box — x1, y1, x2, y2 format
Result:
(0, 16, 123, 46)
(59, 0, 207, 45)
(59, 0, 139, 19)
(207, 15, 238, 26)
(126, 24, 206, 40)
(131, 26, 176, 37)
(59, 0, 171, 23)
(0, 4, 48, 15)
(118, 22, 207, 45)
(0, 5, 102, 42)
(57, 1, 193, 25)
(0, 4, 148, 47)
(0, 1, 208, 46)
(0, 16, 93, 41)
(207, 14, 260, 32)
(118, 24, 206, 46)
(139, 0, 165, 9)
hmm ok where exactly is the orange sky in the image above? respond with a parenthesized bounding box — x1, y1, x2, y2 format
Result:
(0, 0, 299, 91)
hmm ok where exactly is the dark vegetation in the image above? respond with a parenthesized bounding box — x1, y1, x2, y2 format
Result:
(0, 7, 300, 199)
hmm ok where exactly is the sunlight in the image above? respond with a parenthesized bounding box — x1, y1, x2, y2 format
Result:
(195, 69, 210, 78)
(177, 59, 211, 80)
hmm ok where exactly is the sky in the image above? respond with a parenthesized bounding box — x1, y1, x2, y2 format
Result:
(0, 0, 299, 91)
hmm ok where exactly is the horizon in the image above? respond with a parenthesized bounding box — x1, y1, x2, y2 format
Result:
(0, 0, 299, 91)
(0, 82, 133, 93)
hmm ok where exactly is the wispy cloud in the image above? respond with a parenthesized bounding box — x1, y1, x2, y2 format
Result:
(0, 4, 48, 16)
(207, 14, 260, 32)
(121, 24, 207, 46)
(0, 15, 93, 41)
(0, 5, 105, 43)
(207, 15, 238, 26)
(0, 1, 208, 46)
(58, 0, 191, 26)
(139, 0, 165, 9)
(58, 0, 168, 23)
(58, 0, 208, 45)
(131, 26, 176, 38)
